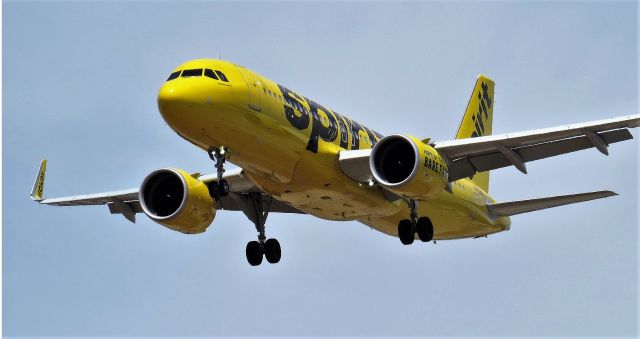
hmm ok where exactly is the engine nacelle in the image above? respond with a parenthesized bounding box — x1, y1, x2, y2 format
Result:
(139, 168, 215, 234)
(370, 134, 449, 200)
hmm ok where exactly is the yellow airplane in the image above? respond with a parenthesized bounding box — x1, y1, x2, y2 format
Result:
(31, 59, 639, 266)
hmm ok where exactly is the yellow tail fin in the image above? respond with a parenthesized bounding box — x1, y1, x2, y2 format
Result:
(455, 75, 495, 192)
(31, 159, 47, 201)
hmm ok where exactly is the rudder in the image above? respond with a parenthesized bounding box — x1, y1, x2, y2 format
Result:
(455, 75, 495, 192)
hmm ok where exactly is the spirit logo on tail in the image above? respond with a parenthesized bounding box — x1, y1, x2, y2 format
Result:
(471, 82, 493, 138)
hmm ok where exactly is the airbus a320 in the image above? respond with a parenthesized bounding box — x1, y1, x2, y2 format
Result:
(31, 59, 639, 266)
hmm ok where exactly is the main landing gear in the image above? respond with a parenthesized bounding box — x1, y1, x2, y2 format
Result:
(397, 199, 434, 245)
(207, 146, 281, 266)
(243, 193, 281, 266)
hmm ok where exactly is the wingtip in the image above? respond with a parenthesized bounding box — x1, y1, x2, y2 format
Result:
(30, 159, 47, 202)
(596, 190, 618, 199)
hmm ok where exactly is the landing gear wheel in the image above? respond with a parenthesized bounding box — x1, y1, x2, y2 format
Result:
(207, 181, 218, 198)
(416, 217, 434, 242)
(264, 238, 281, 264)
(208, 146, 229, 200)
(398, 219, 414, 245)
(246, 241, 263, 266)
(217, 179, 230, 197)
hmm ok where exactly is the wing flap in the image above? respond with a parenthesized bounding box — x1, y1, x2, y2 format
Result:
(216, 193, 302, 214)
(489, 190, 617, 217)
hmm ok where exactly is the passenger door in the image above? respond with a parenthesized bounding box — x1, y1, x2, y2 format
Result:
(235, 65, 261, 112)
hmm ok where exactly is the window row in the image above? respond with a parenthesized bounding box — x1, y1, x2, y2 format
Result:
(263, 87, 284, 102)
(166, 69, 229, 82)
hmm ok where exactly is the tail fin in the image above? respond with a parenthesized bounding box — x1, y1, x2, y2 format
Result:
(455, 75, 495, 192)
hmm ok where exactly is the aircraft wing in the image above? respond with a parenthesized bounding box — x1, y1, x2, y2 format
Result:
(338, 115, 639, 184)
(32, 163, 303, 223)
(433, 114, 639, 181)
(488, 190, 617, 217)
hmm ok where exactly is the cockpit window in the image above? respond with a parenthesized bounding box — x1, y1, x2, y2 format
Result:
(215, 70, 229, 82)
(181, 69, 203, 77)
(167, 71, 181, 81)
(204, 69, 218, 80)
(166, 68, 229, 82)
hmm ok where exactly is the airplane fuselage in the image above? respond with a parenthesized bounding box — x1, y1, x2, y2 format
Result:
(157, 59, 511, 240)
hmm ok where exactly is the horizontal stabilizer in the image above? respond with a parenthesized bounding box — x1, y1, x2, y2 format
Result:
(489, 190, 617, 217)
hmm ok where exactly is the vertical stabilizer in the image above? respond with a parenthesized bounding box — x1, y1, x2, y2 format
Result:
(455, 75, 495, 192)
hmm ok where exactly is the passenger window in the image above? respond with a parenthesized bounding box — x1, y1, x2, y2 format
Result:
(181, 69, 203, 77)
(215, 70, 229, 82)
(204, 69, 219, 80)
(167, 71, 181, 81)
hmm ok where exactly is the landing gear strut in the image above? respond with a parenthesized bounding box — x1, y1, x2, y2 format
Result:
(397, 199, 434, 245)
(206, 146, 281, 266)
(242, 193, 281, 266)
(207, 146, 230, 199)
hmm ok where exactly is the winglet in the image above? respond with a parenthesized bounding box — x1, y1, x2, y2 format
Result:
(30, 160, 47, 201)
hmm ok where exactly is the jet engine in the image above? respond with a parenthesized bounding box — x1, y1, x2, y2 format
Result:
(369, 134, 448, 200)
(139, 168, 216, 234)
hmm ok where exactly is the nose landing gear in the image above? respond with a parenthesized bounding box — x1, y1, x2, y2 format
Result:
(208, 147, 230, 199)
(397, 199, 434, 245)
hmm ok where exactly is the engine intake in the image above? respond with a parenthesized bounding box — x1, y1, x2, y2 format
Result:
(140, 168, 215, 234)
(370, 135, 420, 187)
(370, 134, 448, 199)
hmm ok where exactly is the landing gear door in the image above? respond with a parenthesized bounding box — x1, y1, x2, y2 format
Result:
(235, 65, 261, 112)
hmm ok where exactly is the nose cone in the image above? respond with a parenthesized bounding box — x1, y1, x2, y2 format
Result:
(157, 81, 206, 131)
(157, 76, 221, 144)
(157, 82, 204, 141)
(158, 82, 188, 114)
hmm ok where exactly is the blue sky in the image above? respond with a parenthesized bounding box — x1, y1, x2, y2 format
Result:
(3, 1, 638, 336)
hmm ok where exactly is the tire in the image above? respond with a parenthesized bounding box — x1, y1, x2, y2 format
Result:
(416, 217, 434, 242)
(246, 241, 263, 266)
(218, 179, 230, 197)
(208, 181, 218, 198)
(398, 219, 414, 245)
(264, 238, 281, 264)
